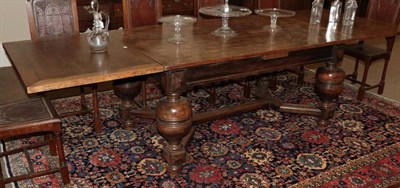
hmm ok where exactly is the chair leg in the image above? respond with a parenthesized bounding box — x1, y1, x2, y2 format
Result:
(142, 81, 147, 109)
(357, 61, 371, 101)
(91, 85, 101, 133)
(208, 86, 217, 106)
(243, 78, 251, 99)
(54, 131, 70, 185)
(80, 87, 86, 109)
(297, 66, 305, 85)
(378, 58, 390, 94)
(351, 58, 360, 84)
(0, 163, 5, 188)
(45, 134, 57, 156)
(268, 73, 277, 91)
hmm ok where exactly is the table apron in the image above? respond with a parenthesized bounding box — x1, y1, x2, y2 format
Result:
(183, 45, 334, 87)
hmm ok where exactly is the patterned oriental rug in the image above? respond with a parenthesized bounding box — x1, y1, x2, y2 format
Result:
(1, 71, 400, 188)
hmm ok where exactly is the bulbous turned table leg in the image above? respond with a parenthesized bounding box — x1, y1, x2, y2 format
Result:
(314, 61, 345, 127)
(156, 93, 192, 176)
(113, 78, 143, 130)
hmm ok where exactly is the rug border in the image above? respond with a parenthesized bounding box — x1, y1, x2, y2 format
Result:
(290, 142, 400, 188)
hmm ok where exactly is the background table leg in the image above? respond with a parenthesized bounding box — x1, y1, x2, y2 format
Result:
(314, 45, 345, 127)
(113, 78, 143, 130)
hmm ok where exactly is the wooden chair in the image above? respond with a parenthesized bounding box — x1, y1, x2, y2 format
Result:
(257, 0, 280, 9)
(122, 0, 162, 30)
(344, 0, 400, 101)
(25, 0, 102, 132)
(0, 98, 70, 187)
(119, 0, 163, 109)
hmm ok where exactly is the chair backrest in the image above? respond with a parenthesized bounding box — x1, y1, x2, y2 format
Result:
(197, 0, 225, 7)
(26, 0, 79, 40)
(122, 0, 162, 29)
(194, 0, 280, 16)
(195, 0, 267, 19)
(257, 0, 281, 9)
(366, 0, 400, 25)
(194, 0, 224, 19)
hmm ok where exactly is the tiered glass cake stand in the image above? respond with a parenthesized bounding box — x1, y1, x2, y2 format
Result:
(254, 8, 296, 31)
(158, 15, 197, 44)
(199, 0, 252, 37)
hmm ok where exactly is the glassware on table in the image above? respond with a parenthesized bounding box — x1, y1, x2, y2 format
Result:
(329, 0, 342, 24)
(158, 15, 197, 44)
(87, 0, 110, 53)
(198, 0, 252, 37)
(342, 0, 358, 26)
(310, 0, 324, 25)
(254, 8, 296, 31)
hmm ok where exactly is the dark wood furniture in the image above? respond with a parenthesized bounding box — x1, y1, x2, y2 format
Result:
(76, 0, 315, 32)
(344, 0, 400, 101)
(2, 32, 164, 131)
(115, 0, 163, 126)
(26, 0, 80, 38)
(26, 0, 102, 132)
(77, 0, 123, 32)
(122, 0, 162, 29)
(4, 10, 400, 177)
(110, 12, 399, 175)
(0, 98, 70, 187)
(163, 0, 194, 16)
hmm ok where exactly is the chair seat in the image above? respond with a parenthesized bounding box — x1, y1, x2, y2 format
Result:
(344, 44, 389, 63)
(0, 97, 70, 186)
(0, 98, 55, 127)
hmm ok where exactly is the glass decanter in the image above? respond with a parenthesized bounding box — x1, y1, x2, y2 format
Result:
(87, 0, 110, 53)
(198, 0, 252, 37)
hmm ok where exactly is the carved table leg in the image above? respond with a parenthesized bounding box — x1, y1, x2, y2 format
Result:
(314, 45, 345, 127)
(113, 77, 143, 130)
(156, 71, 193, 176)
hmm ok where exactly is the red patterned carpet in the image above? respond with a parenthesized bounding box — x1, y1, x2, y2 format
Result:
(2, 71, 400, 188)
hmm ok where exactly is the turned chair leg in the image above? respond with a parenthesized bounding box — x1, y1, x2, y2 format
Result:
(378, 58, 390, 94)
(297, 66, 305, 85)
(55, 131, 70, 185)
(45, 134, 57, 156)
(357, 61, 371, 101)
(350, 58, 360, 84)
(208, 86, 217, 106)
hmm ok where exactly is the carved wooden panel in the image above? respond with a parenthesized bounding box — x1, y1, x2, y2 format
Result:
(30, 0, 76, 38)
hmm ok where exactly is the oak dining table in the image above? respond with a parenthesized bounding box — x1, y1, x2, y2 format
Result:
(3, 10, 400, 176)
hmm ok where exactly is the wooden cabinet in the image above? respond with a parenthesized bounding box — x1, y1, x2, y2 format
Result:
(163, 0, 194, 16)
(76, 0, 123, 32)
(77, 0, 352, 32)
